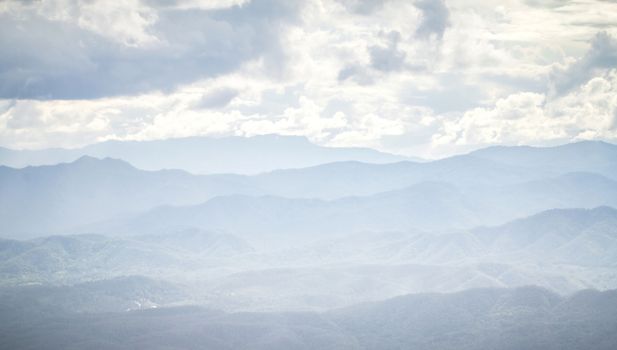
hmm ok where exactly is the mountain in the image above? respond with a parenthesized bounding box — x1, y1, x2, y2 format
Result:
(0, 229, 253, 286)
(0, 155, 536, 237)
(329, 287, 617, 350)
(470, 140, 617, 180)
(248, 141, 617, 199)
(0, 157, 260, 237)
(3, 139, 615, 179)
(87, 181, 479, 245)
(0, 276, 187, 314)
(2, 208, 617, 311)
(3, 140, 617, 239)
(471, 206, 617, 266)
(1, 286, 616, 350)
(0, 135, 409, 175)
(249, 154, 543, 199)
(92, 176, 617, 247)
(195, 207, 617, 308)
(285, 207, 617, 266)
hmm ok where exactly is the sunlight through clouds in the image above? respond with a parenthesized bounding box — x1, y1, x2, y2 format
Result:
(0, 0, 616, 158)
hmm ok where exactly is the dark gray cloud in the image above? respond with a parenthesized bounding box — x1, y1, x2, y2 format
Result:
(142, 0, 182, 8)
(336, 0, 388, 15)
(195, 88, 239, 109)
(337, 31, 406, 84)
(415, 0, 450, 40)
(369, 31, 406, 72)
(524, 0, 571, 8)
(337, 65, 375, 85)
(0, 0, 301, 100)
(337, 0, 451, 84)
(337, 0, 451, 39)
(549, 31, 617, 96)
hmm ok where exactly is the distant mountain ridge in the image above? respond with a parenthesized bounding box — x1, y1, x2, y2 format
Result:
(87, 175, 617, 246)
(2, 138, 616, 178)
(2, 140, 617, 238)
(0, 135, 410, 175)
(0, 156, 259, 237)
(470, 140, 617, 173)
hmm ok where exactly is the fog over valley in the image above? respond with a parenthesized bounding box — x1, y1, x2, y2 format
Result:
(2, 138, 617, 348)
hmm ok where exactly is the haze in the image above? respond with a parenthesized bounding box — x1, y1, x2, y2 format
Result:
(1, 1, 617, 349)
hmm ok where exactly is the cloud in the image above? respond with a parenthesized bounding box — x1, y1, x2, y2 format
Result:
(1, 0, 617, 159)
(73, 0, 160, 47)
(335, 0, 452, 83)
(239, 96, 348, 141)
(195, 88, 239, 109)
(369, 31, 406, 72)
(334, 0, 389, 15)
(414, 0, 450, 40)
(0, 0, 301, 99)
(401, 74, 487, 114)
(523, 0, 570, 8)
(549, 31, 617, 96)
(2, 68, 617, 159)
(431, 70, 617, 156)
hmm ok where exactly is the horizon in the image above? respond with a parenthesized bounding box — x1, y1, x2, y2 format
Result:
(2, 133, 616, 161)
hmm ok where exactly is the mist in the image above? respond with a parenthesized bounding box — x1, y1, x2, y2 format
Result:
(2, 0, 617, 349)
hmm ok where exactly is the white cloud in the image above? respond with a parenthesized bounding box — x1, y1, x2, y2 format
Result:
(0, 0, 616, 158)
(76, 0, 160, 47)
(429, 70, 617, 157)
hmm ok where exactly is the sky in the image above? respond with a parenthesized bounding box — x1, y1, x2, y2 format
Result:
(0, 0, 616, 158)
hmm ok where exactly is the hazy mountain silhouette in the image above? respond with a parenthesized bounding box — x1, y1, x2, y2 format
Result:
(0, 135, 409, 175)
(470, 141, 617, 180)
(89, 178, 617, 246)
(2, 207, 617, 311)
(3, 141, 617, 238)
(0, 157, 259, 237)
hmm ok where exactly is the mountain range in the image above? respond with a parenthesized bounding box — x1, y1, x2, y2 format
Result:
(90, 174, 617, 246)
(0, 135, 409, 175)
(2, 207, 617, 311)
(2, 286, 616, 350)
(3, 140, 617, 239)
(2, 138, 617, 349)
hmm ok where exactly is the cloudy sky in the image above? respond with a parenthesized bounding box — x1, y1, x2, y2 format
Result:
(1, 0, 616, 158)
